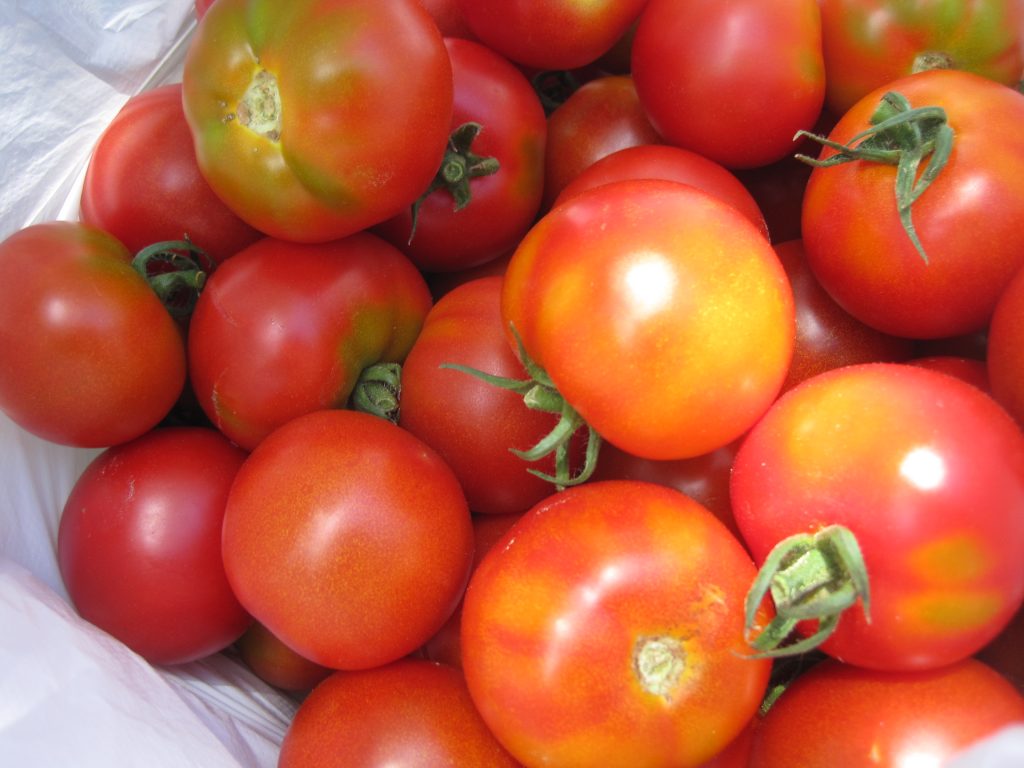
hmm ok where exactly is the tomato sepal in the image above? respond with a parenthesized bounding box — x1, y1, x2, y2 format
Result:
(350, 362, 402, 423)
(744, 524, 871, 658)
(131, 238, 214, 323)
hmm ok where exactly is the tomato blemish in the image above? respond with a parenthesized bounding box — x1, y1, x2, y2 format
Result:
(633, 634, 687, 702)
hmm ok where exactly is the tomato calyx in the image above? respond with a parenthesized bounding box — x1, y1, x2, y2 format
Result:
(440, 325, 601, 489)
(132, 238, 214, 324)
(744, 524, 871, 658)
(408, 122, 500, 244)
(794, 90, 953, 263)
(350, 362, 402, 424)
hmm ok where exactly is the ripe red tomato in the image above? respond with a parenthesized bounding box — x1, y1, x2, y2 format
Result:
(279, 659, 521, 767)
(553, 144, 769, 239)
(182, 0, 453, 242)
(773, 239, 913, 393)
(416, 0, 476, 39)
(187, 233, 432, 451)
(502, 178, 794, 462)
(457, 0, 649, 70)
(0, 221, 185, 447)
(819, 0, 1024, 115)
(373, 37, 547, 272)
(236, 622, 333, 694)
(57, 427, 251, 665)
(221, 409, 474, 670)
(750, 657, 1024, 767)
(909, 355, 990, 392)
(542, 75, 662, 210)
(731, 363, 1024, 671)
(987, 263, 1024, 427)
(399, 276, 581, 514)
(461, 480, 773, 768)
(631, 0, 826, 168)
(80, 83, 261, 263)
(801, 69, 1024, 338)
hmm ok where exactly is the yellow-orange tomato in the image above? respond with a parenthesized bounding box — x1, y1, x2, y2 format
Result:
(502, 178, 794, 461)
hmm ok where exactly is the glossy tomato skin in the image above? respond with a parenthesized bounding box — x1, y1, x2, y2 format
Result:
(279, 659, 521, 768)
(188, 233, 432, 451)
(503, 178, 794, 460)
(801, 70, 1024, 339)
(774, 239, 913, 393)
(457, 0, 649, 70)
(820, 0, 1024, 115)
(182, 0, 453, 243)
(399, 276, 579, 515)
(542, 75, 662, 210)
(0, 221, 185, 447)
(987, 264, 1024, 427)
(631, 0, 826, 169)
(750, 657, 1024, 767)
(731, 363, 1024, 671)
(553, 144, 769, 239)
(221, 409, 474, 671)
(236, 622, 333, 694)
(80, 83, 262, 263)
(461, 480, 773, 768)
(57, 427, 251, 665)
(373, 38, 547, 273)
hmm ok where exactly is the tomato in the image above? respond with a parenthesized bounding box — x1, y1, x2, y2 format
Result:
(57, 426, 251, 665)
(987, 263, 1024, 427)
(457, 0, 650, 70)
(731, 363, 1024, 671)
(553, 144, 769, 239)
(236, 622, 333, 694)
(542, 75, 662, 211)
(801, 69, 1024, 339)
(416, 0, 477, 39)
(0, 221, 185, 447)
(631, 0, 826, 169)
(80, 83, 262, 264)
(187, 233, 432, 451)
(908, 355, 991, 392)
(461, 480, 773, 768)
(279, 659, 521, 767)
(749, 657, 1024, 767)
(373, 37, 547, 273)
(398, 276, 581, 515)
(820, 0, 1024, 115)
(221, 409, 474, 670)
(773, 239, 913, 393)
(502, 178, 794, 463)
(181, 0, 453, 243)
(421, 511, 524, 669)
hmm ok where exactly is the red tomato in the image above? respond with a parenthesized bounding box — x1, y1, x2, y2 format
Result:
(631, 0, 826, 168)
(457, 0, 649, 70)
(182, 0, 453, 242)
(750, 657, 1024, 767)
(820, 0, 1024, 115)
(236, 622, 333, 694)
(908, 355, 991, 392)
(57, 427, 251, 665)
(80, 86, 261, 264)
(731, 363, 1024, 670)
(553, 144, 768, 239)
(774, 239, 913, 393)
(420, 512, 524, 669)
(0, 222, 185, 447)
(987, 263, 1024, 427)
(221, 409, 474, 670)
(187, 233, 432, 451)
(542, 75, 662, 210)
(502, 178, 794, 462)
(279, 659, 521, 768)
(801, 69, 1024, 338)
(399, 276, 581, 514)
(373, 38, 547, 272)
(461, 480, 773, 768)
(416, 0, 476, 38)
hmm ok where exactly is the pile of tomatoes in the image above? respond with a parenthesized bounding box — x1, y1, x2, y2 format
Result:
(3, 1, 1024, 766)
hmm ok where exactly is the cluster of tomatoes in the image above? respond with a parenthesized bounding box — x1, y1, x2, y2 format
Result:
(3, 0, 1024, 766)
